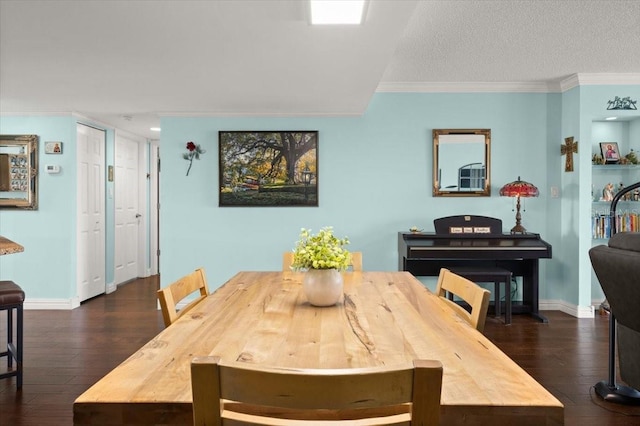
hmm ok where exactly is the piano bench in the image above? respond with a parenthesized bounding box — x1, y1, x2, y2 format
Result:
(448, 267, 513, 325)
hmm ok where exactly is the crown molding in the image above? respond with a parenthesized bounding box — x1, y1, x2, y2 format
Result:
(157, 111, 362, 117)
(0, 111, 116, 132)
(560, 73, 640, 92)
(376, 81, 556, 93)
(72, 112, 115, 131)
(0, 111, 72, 116)
(378, 74, 640, 94)
(576, 73, 640, 86)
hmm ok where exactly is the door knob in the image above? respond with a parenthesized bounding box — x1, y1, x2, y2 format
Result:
(135, 213, 142, 218)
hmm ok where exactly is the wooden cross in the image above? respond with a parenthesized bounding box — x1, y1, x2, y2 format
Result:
(561, 137, 578, 172)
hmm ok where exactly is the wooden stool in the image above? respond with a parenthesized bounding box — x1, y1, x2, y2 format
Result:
(449, 267, 513, 325)
(0, 280, 24, 388)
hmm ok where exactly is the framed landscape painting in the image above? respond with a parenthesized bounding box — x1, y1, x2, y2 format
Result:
(218, 131, 318, 207)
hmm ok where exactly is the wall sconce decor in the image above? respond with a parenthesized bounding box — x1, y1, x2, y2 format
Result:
(606, 96, 637, 110)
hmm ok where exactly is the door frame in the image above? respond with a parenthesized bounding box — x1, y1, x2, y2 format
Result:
(149, 140, 160, 276)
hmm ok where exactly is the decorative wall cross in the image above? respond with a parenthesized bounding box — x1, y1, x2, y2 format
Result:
(561, 137, 578, 172)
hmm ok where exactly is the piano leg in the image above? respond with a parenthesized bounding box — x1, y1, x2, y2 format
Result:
(523, 259, 548, 323)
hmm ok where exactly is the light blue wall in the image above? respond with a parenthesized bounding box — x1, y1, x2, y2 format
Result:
(542, 93, 563, 301)
(2, 86, 637, 311)
(557, 87, 582, 307)
(0, 115, 116, 302)
(582, 87, 640, 305)
(159, 92, 557, 294)
(0, 115, 77, 299)
(553, 85, 640, 311)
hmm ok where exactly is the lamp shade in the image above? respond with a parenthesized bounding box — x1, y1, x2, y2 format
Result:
(499, 176, 539, 198)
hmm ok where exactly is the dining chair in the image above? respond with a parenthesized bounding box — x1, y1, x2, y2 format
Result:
(191, 356, 443, 425)
(157, 268, 209, 327)
(435, 268, 491, 333)
(282, 251, 363, 271)
(281, 252, 295, 271)
(350, 251, 363, 271)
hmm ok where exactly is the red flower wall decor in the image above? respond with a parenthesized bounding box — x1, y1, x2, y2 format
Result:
(183, 141, 206, 176)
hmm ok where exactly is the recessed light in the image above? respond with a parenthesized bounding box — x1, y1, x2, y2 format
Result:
(605, 117, 617, 121)
(310, 0, 366, 25)
(150, 127, 161, 132)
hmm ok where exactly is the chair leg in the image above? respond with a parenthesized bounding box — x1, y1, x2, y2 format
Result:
(17, 305, 23, 388)
(0, 305, 23, 389)
(7, 308, 13, 369)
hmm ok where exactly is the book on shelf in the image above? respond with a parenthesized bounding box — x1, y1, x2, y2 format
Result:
(592, 212, 639, 239)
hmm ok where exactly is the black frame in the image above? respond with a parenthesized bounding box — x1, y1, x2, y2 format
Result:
(218, 131, 318, 207)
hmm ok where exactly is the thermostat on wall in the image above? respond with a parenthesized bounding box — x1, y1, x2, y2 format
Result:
(46, 165, 61, 174)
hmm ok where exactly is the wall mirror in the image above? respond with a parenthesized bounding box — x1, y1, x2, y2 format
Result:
(433, 129, 490, 197)
(0, 134, 39, 209)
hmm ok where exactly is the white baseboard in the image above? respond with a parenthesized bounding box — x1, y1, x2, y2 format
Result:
(23, 296, 596, 316)
(24, 298, 77, 310)
(540, 299, 595, 318)
(106, 281, 117, 294)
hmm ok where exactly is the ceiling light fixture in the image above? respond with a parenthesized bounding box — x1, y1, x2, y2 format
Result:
(605, 117, 618, 121)
(150, 127, 161, 132)
(310, 0, 367, 25)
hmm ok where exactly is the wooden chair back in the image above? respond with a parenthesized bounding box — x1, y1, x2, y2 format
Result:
(435, 268, 491, 332)
(281, 252, 295, 271)
(350, 251, 363, 271)
(157, 268, 209, 327)
(191, 356, 443, 425)
(282, 251, 363, 272)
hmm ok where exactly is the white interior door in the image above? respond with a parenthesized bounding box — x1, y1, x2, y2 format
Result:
(77, 123, 106, 302)
(114, 132, 141, 284)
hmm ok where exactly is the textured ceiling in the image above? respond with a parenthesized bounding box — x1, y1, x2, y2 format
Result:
(381, 0, 640, 84)
(1, 0, 639, 140)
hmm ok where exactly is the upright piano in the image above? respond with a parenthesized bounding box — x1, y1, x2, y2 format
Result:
(398, 215, 552, 322)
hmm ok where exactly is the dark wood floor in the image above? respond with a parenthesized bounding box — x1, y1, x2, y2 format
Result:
(1, 276, 639, 425)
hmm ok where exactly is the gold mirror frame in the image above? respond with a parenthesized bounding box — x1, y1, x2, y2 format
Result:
(0, 134, 39, 209)
(433, 129, 490, 197)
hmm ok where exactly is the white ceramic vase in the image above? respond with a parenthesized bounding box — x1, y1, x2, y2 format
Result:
(302, 269, 344, 307)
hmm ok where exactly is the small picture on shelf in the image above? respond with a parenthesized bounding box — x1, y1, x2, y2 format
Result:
(599, 142, 620, 164)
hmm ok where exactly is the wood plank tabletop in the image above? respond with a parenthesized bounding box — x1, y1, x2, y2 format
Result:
(74, 271, 563, 425)
(0, 235, 24, 255)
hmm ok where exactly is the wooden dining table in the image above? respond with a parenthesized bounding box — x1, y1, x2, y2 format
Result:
(0, 235, 24, 256)
(73, 271, 564, 425)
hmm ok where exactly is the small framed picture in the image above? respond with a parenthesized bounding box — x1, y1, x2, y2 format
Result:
(599, 142, 620, 164)
(45, 141, 63, 154)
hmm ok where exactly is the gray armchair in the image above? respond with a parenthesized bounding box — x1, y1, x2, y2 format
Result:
(589, 232, 640, 404)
